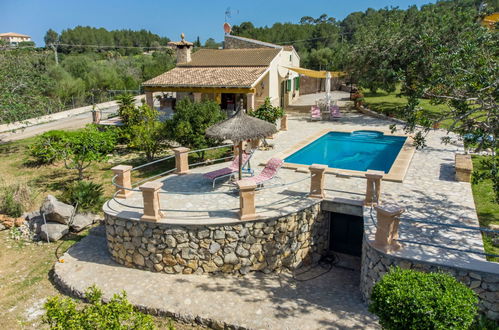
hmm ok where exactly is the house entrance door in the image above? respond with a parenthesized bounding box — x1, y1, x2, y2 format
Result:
(280, 81, 286, 107)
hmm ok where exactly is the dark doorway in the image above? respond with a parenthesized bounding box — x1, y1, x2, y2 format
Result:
(328, 212, 363, 257)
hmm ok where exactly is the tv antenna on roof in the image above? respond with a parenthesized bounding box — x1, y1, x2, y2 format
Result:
(224, 7, 239, 23)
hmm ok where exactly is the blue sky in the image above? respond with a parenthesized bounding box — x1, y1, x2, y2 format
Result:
(0, 0, 436, 46)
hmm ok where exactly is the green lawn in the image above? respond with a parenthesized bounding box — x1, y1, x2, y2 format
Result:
(362, 89, 453, 128)
(471, 156, 499, 262)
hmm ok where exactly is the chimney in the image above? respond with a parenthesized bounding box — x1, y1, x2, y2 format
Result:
(168, 33, 193, 65)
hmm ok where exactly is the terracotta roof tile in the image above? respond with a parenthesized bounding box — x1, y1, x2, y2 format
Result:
(142, 66, 267, 88)
(178, 48, 280, 67)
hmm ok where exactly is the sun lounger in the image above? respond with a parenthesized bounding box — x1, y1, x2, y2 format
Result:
(310, 105, 321, 120)
(245, 158, 283, 186)
(329, 104, 341, 120)
(203, 152, 253, 188)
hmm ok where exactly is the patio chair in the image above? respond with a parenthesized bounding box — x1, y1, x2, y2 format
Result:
(329, 104, 341, 120)
(203, 151, 253, 188)
(245, 158, 284, 187)
(310, 105, 321, 121)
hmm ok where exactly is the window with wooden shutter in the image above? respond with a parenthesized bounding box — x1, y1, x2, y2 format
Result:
(295, 76, 300, 91)
(286, 79, 291, 92)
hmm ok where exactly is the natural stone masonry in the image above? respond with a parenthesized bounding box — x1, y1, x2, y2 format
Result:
(360, 238, 499, 320)
(105, 204, 328, 275)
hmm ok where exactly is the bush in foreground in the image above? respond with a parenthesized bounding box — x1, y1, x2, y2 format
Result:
(43, 286, 155, 329)
(369, 267, 478, 330)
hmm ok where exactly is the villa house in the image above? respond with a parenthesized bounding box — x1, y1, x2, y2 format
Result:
(0, 32, 32, 46)
(142, 34, 301, 112)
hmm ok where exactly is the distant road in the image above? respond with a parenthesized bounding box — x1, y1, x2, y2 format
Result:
(0, 96, 145, 143)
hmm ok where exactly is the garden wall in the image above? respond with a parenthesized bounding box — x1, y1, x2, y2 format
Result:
(104, 203, 328, 275)
(360, 238, 499, 320)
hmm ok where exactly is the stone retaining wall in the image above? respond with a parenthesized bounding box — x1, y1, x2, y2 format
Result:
(105, 204, 328, 275)
(360, 238, 499, 320)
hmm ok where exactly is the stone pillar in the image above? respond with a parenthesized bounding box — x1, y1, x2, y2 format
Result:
(237, 180, 257, 220)
(92, 109, 101, 124)
(145, 91, 154, 109)
(364, 170, 384, 206)
(280, 114, 288, 131)
(246, 93, 255, 110)
(373, 204, 405, 252)
(173, 147, 190, 175)
(139, 182, 163, 222)
(309, 164, 328, 199)
(112, 165, 133, 199)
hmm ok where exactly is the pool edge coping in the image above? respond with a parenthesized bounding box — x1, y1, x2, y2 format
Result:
(264, 128, 415, 183)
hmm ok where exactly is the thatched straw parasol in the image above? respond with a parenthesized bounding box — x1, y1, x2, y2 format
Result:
(206, 109, 278, 180)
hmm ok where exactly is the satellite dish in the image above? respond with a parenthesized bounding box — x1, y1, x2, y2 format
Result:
(223, 22, 232, 34)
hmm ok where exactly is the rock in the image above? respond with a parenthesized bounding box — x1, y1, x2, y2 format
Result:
(132, 252, 145, 266)
(213, 256, 224, 266)
(70, 213, 94, 232)
(0, 223, 5, 231)
(163, 255, 177, 266)
(197, 229, 210, 239)
(39, 222, 69, 242)
(236, 245, 250, 257)
(40, 195, 75, 224)
(224, 253, 238, 265)
(202, 261, 218, 273)
(164, 235, 177, 248)
(214, 230, 225, 240)
(209, 242, 221, 254)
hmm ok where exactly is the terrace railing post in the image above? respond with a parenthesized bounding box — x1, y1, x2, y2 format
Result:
(237, 180, 257, 220)
(173, 147, 190, 175)
(364, 170, 384, 206)
(308, 164, 327, 198)
(280, 114, 288, 131)
(139, 181, 163, 222)
(112, 165, 133, 199)
(373, 204, 405, 252)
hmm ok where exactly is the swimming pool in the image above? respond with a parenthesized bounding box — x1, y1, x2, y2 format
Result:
(284, 130, 407, 173)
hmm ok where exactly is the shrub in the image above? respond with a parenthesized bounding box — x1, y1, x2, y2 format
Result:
(128, 104, 167, 161)
(28, 130, 68, 165)
(369, 267, 478, 330)
(166, 99, 226, 152)
(60, 181, 104, 212)
(43, 285, 155, 329)
(0, 181, 36, 217)
(248, 97, 284, 124)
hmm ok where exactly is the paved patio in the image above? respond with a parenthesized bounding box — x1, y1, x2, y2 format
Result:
(55, 227, 379, 329)
(105, 112, 485, 265)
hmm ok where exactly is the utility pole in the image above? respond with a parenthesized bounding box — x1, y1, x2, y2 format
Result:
(50, 43, 58, 65)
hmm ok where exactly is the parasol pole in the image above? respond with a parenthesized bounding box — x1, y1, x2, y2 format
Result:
(238, 140, 243, 180)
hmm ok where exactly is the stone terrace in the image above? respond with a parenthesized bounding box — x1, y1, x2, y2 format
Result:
(105, 112, 488, 266)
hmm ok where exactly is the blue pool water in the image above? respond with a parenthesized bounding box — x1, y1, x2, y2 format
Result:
(284, 131, 406, 173)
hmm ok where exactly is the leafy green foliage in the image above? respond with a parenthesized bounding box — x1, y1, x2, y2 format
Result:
(60, 126, 117, 179)
(43, 285, 155, 329)
(166, 99, 225, 150)
(28, 130, 68, 164)
(369, 268, 478, 330)
(0, 49, 61, 124)
(128, 105, 167, 161)
(116, 93, 137, 127)
(53, 26, 170, 55)
(248, 97, 284, 124)
(60, 181, 104, 212)
(28, 126, 117, 179)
